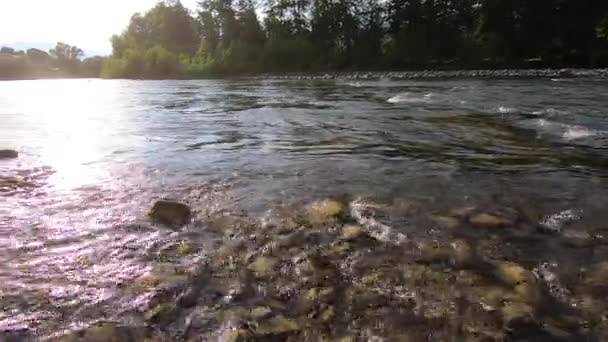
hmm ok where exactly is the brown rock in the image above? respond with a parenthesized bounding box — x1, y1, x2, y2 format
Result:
(248, 256, 278, 279)
(340, 225, 365, 241)
(430, 215, 461, 229)
(304, 199, 347, 226)
(501, 301, 535, 327)
(449, 239, 476, 267)
(149, 200, 191, 228)
(0, 149, 18, 159)
(470, 213, 514, 228)
(58, 323, 150, 342)
(495, 261, 536, 287)
(449, 206, 477, 218)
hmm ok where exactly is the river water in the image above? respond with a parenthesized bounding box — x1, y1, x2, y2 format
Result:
(1, 77, 608, 341)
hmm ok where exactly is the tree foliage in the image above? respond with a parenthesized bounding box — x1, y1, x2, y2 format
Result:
(0, 42, 103, 80)
(100, 0, 608, 78)
(4, 0, 608, 79)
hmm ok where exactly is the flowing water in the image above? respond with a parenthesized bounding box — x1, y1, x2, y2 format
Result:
(1, 77, 608, 341)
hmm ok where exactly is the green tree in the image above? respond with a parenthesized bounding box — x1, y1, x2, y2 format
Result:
(26, 48, 51, 65)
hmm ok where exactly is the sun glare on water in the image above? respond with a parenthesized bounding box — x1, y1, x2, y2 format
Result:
(3, 79, 126, 191)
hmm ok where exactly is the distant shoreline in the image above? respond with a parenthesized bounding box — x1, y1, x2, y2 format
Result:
(2, 68, 608, 81)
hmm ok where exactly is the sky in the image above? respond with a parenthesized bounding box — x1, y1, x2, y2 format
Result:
(0, 0, 198, 55)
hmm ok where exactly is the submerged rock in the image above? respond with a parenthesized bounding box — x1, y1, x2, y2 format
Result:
(248, 256, 278, 279)
(0, 177, 33, 191)
(501, 301, 535, 327)
(494, 261, 541, 305)
(561, 229, 593, 247)
(149, 200, 192, 228)
(449, 239, 476, 268)
(0, 149, 18, 159)
(340, 224, 366, 241)
(495, 261, 536, 287)
(430, 215, 460, 229)
(251, 306, 273, 319)
(449, 206, 477, 219)
(256, 315, 302, 336)
(304, 199, 348, 226)
(176, 240, 195, 255)
(469, 212, 514, 228)
(145, 303, 178, 326)
(58, 322, 151, 342)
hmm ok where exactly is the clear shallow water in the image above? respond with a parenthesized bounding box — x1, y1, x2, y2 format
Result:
(1, 78, 608, 340)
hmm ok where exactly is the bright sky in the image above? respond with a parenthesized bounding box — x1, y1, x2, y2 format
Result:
(0, 0, 198, 55)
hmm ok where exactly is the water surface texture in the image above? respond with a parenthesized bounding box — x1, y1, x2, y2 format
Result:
(1, 78, 608, 340)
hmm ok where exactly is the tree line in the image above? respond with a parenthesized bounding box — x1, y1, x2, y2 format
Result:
(102, 0, 608, 78)
(3, 0, 608, 80)
(0, 43, 103, 80)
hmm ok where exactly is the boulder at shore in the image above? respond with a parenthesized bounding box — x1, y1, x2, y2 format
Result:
(149, 200, 192, 228)
(0, 149, 18, 159)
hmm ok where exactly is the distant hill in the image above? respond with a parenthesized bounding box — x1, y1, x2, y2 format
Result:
(0, 42, 109, 58)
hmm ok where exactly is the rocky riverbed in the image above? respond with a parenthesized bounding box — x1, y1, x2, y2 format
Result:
(29, 196, 607, 342)
(2, 78, 608, 341)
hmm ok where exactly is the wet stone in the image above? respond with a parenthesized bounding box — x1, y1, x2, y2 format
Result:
(0, 149, 18, 159)
(319, 305, 335, 322)
(449, 239, 476, 268)
(58, 323, 150, 342)
(469, 212, 514, 228)
(251, 306, 273, 319)
(177, 287, 200, 308)
(461, 304, 505, 340)
(430, 215, 460, 229)
(145, 303, 179, 326)
(501, 301, 535, 327)
(495, 261, 536, 287)
(415, 240, 451, 264)
(513, 282, 541, 305)
(149, 200, 192, 228)
(471, 286, 513, 311)
(449, 206, 477, 219)
(340, 224, 365, 241)
(256, 315, 301, 336)
(304, 199, 347, 226)
(176, 240, 195, 255)
(561, 229, 593, 247)
(248, 256, 278, 279)
(304, 287, 335, 304)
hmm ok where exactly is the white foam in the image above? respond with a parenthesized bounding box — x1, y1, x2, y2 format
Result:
(562, 126, 597, 140)
(349, 198, 408, 245)
(532, 108, 569, 116)
(535, 118, 551, 127)
(540, 209, 580, 233)
(530, 119, 602, 142)
(387, 92, 437, 104)
(497, 106, 517, 114)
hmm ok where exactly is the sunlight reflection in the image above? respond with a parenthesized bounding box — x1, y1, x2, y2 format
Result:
(7, 79, 124, 190)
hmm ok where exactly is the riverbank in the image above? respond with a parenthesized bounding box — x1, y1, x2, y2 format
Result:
(257, 68, 608, 80)
(3, 68, 608, 81)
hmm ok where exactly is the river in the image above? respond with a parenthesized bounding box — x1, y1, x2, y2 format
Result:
(1, 77, 608, 341)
